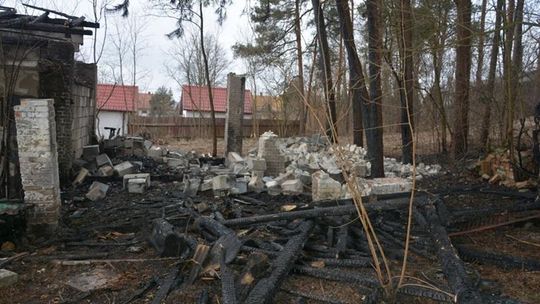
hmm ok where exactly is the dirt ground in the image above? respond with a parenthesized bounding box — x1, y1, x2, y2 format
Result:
(1, 137, 539, 304)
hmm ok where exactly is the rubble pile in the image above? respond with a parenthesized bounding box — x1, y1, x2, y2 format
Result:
(477, 150, 537, 189)
(73, 133, 444, 202)
(243, 132, 442, 200)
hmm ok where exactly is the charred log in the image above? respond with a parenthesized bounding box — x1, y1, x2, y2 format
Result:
(244, 220, 314, 304)
(423, 199, 483, 303)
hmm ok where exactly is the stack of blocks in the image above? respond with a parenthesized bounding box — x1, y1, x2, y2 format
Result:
(14, 99, 61, 235)
(257, 132, 285, 177)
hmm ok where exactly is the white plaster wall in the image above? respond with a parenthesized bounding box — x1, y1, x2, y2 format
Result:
(96, 111, 128, 139)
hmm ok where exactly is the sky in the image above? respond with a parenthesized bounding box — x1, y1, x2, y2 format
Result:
(1, 0, 252, 100)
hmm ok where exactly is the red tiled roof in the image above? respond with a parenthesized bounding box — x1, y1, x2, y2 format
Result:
(137, 92, 152, 110)
(181, 85, 252, 114)
(97, 84, 138, 112)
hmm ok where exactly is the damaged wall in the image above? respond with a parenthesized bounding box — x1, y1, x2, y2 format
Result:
(1, 38, 97, 193)
(13, 99, 61, 235)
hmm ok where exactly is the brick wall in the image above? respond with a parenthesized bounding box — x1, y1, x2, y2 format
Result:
(71, 84, 94, 159)
(39, 41, 75, 183)
(14, 99, 61, 235)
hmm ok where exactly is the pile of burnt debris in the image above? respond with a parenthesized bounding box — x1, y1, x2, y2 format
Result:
(38, 134, 540, 303)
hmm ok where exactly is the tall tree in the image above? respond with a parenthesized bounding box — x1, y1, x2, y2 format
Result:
(294, 0, 307, 135)
(452, 0, 472, 158)
(509, 0, 524, 157)
(311, 0, 338, 142)
(480, 0, 504, 147)
(335, 0, 366, 147)
(398, 0, 414, 164)
(366, 0, 385, 177)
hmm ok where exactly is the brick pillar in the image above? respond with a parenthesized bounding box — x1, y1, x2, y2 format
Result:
(224, 73, 246, 156)
(14, 99, 61, 236)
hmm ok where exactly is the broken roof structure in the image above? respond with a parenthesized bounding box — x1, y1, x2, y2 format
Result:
(0, 4, 99, 48)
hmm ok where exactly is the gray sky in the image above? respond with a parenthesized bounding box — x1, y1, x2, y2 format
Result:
(2, 0, 252, 100)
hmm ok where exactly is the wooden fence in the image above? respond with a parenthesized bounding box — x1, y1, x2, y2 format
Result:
(128, 115, 300, 139)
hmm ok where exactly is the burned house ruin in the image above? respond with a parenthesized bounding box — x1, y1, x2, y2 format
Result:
(0, 5, 98, 234)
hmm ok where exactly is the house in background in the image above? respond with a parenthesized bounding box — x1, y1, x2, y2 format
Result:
(96, 84, 138, 139)
(137, 92, 152, 116)
(180, 85, 253, 119)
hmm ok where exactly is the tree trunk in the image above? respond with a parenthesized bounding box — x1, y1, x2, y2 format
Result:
(503, 0, 515, 148)
(366, 0, 385, 177)
(335, 0, 368, 147)
(480, 0, 504, 148)
(451, 0, 472, 158)
(199, 1, 217, 156)
(398, 0, 414, 164)
(294, 0, 306, 135)
(311, 0, 338, 143)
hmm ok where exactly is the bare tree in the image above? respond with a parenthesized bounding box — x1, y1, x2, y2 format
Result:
(167, 31, 231, 88)
(452, 0, 472, 158)
(366, 0, 385, 177)
(335, 0, 366, 147)
(311, 0, 338, 143)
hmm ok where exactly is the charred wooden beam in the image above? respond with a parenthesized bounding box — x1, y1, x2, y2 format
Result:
(423, 199, 483, 303)
(121, 277, 157, 304)
(222, 197, 415, 228)
(151, 267, 181, 304)
(237, 252, 270, 300)
(220, 247, 238, 304)
(197, 289, 209, 304)
(244, 220, 314, 304)
(456, 245, 540, 271)
(196, 216, 235, 237)
(148, 218, 196, 258)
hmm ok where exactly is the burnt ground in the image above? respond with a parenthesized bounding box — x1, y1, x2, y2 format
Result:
(1, 154, 540, 304)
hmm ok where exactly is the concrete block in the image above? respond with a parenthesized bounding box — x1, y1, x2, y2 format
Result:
(0, 269, 18, 288)
(144, 140, 153, 150)
(147, 146, 164, 160)
(114, 161, 135, 177)
(232, 163, 248, 174)
(226, 152, 244, 166)
(183, 177, 201, 197)
(247, 157, 267, 171)
(281, 179, 303, 194)
(86, 181, 109, 201)
(248, 175, 264, 193)
(312, 171, 341, 202)
(200, 179, 213, 192)
(351, 162, 370, 177)
(165, 157, 187, 168)
(98, 165, 114, 177)
(123, 173, 151, 189)
(213, 175, 232, 191)
(128, 178, 147, 194)
(73, 168, 89, 185)
(266, 180, 281, 196)
(231, 179, 248, 194)
(96, 154, 112, 167)
(82, 145, 99, 161)
(369, 177, 412, 195)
